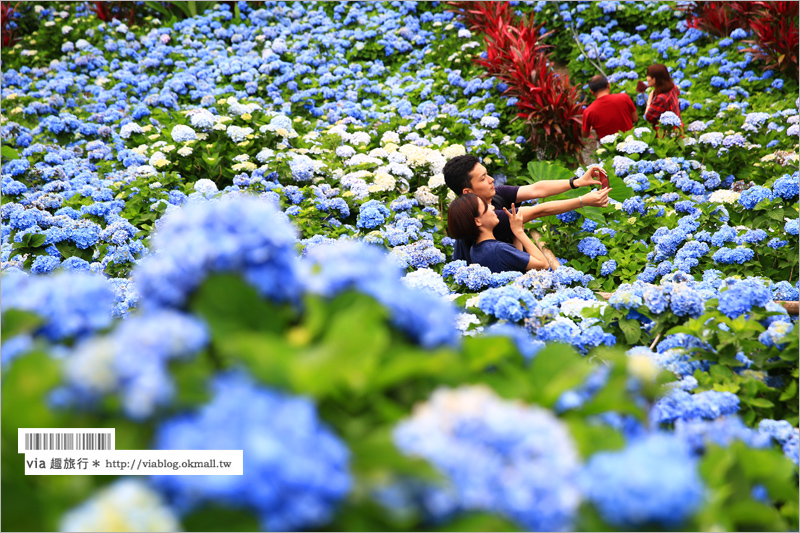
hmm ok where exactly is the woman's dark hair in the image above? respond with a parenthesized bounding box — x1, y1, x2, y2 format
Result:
(447, 193, 486, 242)
(443, 154, 480, 196)
(647, 64, 674, 98)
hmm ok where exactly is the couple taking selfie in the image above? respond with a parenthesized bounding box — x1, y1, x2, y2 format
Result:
(444, 155, 611, 273)
(444, 64, 683, 274)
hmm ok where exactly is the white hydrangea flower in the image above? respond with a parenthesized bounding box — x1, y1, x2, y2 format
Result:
(428, 173, 446, 189)
(399, 144, 434, 167)
(441, 144, 466, 159)
(63, 338, 118, 394)
(119, 123, 143, 139)
(349, 131, 371, 145)
(148, 151, 168, 167)
(171, 124, 197, 143)
(414, 185, 439, 207)
(60, 479, 181, 532)
(402, 268, 450, 297)
(133, 165, 158, 176)
(368, 147, 389, 159)
(369, 172, 396, 193)
(599, 133, 619, 145)
(381, 131, 400, 144)
(708, 190, 741, 204)
(455, 312, 482, 333)
(559, 297, 606, 317)
(256, 148, 275, 163)
(194, 179, 218, 195)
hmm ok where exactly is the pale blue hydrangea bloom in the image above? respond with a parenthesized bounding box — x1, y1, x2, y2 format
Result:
(394, 385, 581, 531)
(170, 124, 197, 143)
(580, 433, 705, 528)
(153, 371, 351, 531)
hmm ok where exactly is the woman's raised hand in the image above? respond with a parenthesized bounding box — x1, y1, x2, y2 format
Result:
(583, 187, 612, 208)
(503, 203, 525, 234)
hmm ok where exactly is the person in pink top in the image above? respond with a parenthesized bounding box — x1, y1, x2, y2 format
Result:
(644, 63, 682, 127)
(581, 75, 638, 139)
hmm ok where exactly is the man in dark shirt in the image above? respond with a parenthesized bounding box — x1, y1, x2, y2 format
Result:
(443, 155, 612, 263)
(581, 75, 638, 139)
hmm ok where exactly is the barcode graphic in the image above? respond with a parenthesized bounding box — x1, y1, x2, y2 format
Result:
(24, 432, 113, 451)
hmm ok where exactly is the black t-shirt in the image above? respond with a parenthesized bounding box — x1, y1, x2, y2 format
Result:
(451, 185, 520, 263)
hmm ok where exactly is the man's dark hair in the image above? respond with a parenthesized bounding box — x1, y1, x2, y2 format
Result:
(588, 75, 609, 93)
(447, 193, 485, 242)
(443, 154, 480, 196)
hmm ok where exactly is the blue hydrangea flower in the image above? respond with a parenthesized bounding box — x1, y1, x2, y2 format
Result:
(674, 416, 771, 454)
(717, 278, 772, 318)
(785, 219, 799, 235)
(738, 186, 773, 209)
(357, 199, 391, 230)
(402, 268, 450, 297)
(659, 111, 682, 127)
(608, 286, 643, 310)
(477, 286, 538, 322)
(600, 259, 617, 276)
(394, 385, 581, 531)
(771, 280, 799, 301)
(772, 174, 799, 200)
(303, 241, 458, 348)
(31, 255, 61, 274)
(484, 322, 545, 360)
(556, 210, 581, 224)
(651, 389, 740, 425)
(536, 316, 581, 344)
(668, 285, 705, 318)
(153, 371, 351, 531)
(579, 433, 704, 528)
(730, 28, 748, 39)
(758, 320, 793, 349)
(1, 270, 114, 341)
(712, 246, 755, 265)
(577, 237, 607, 259)
(452, 262, 493, 291)
(63, 310, 208, 419)
(134, 196, 302, 309)
(758, 419, 799, 465)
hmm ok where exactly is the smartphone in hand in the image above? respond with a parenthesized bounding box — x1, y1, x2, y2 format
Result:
(591, 167, 610, 189)
(636, 81, 647, 93)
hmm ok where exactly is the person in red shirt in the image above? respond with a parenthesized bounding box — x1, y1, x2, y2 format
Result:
(644, 63, 682, 127)
(581, 75, 638, 139)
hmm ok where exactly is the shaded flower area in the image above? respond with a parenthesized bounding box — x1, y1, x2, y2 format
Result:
(1, 1, 798, 532)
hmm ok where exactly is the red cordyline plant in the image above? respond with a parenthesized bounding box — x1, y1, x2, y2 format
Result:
(680, 1, 751, 36)
(449, 1, 585, 161)
(743, 1, 799, 76)
(682, 1, 798, 76)
(91, 1, 137, 25)
(1, 1, 21, 47)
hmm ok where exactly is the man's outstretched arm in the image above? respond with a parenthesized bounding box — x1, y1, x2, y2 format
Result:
(517, 188, 612, 223)
(516, 167, 606, 202)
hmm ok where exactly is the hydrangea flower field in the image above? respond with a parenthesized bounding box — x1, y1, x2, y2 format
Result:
(2, 1, 798, 531)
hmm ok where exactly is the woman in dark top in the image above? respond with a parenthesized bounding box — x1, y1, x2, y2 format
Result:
(447, 193, 549, 273)
(644, 63, 682, 127)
